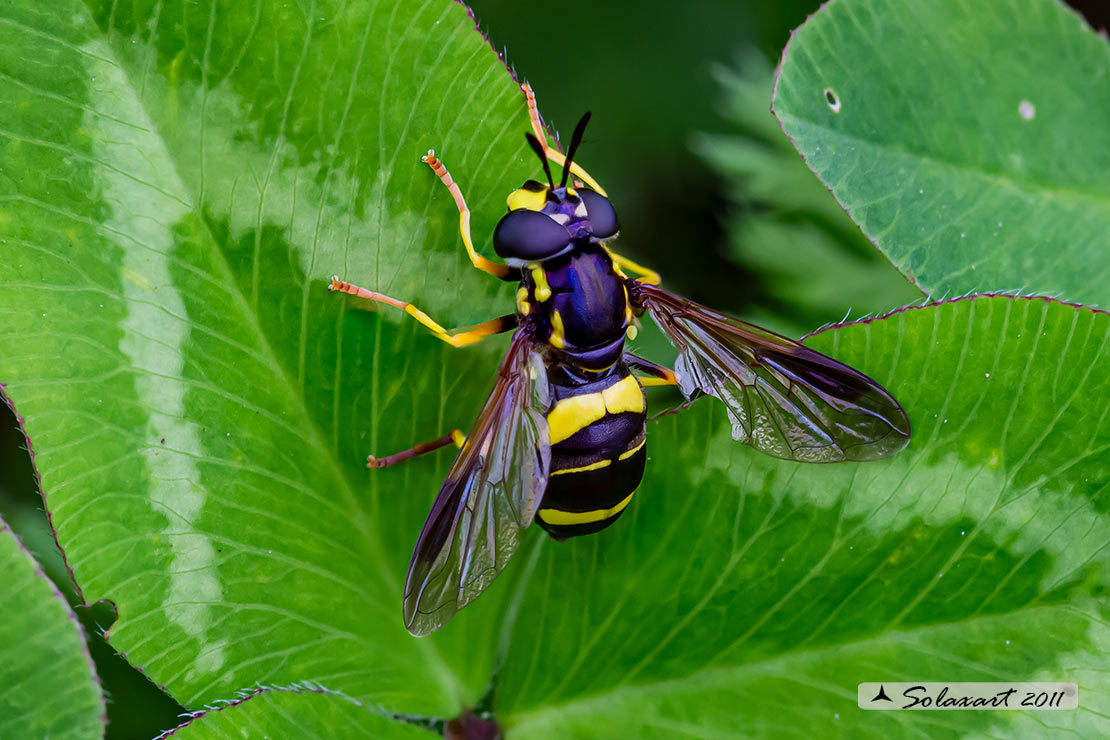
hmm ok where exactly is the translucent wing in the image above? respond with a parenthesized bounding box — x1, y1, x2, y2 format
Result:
(403, 331, 550, 636)
(635, 283, 910, 462)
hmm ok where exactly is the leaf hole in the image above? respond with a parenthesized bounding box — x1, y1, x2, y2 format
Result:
(824, 88, 841, 113)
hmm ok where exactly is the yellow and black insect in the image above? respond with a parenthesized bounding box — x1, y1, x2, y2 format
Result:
(330, 85, 910, 636)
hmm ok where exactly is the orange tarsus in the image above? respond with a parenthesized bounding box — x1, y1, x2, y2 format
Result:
(422, 149, 448, 178)
(328, 276, 407, 310)
(419, 149, 513, 280)
(522, 83, 544, 140)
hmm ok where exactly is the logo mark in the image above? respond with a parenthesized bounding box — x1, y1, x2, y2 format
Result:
(872, 685, 892, 702)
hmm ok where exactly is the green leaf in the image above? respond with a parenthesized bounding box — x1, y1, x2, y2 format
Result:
(695, 52, 921, 337)
(4, 1, 1109, 736)
(497, 296, 1110, 738)
(0, 0, 536, 717)
(161, 687, 438, 739)
(772, 0, 1110, 308)
(0, 515, 105, 739)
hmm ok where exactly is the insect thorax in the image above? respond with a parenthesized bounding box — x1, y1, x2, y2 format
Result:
(519, 241, 632, 373)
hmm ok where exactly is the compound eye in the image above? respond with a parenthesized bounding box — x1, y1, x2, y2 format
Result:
(493, 210, 572, 261)
(578, 189, 619, 238)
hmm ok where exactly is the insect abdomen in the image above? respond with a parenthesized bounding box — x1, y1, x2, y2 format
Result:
(536, 370, 647, 539)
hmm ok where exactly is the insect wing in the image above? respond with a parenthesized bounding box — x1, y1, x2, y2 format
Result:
(636, 284, 909, 462)
(403, 334, 550, 636)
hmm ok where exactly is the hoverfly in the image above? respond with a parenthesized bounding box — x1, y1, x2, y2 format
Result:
(330, 85, 910, 636)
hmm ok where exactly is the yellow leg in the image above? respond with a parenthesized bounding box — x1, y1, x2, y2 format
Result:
(624, 352, 677, 386)
(604, 247, 661, 286)
(329, 276, 516, 347)
(422, 150, 515, 280)
(522, 83, 608, 197)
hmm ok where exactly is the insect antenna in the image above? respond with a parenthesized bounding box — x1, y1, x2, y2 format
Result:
(525, 133, 555, 189)
(560, 111, 591, 188)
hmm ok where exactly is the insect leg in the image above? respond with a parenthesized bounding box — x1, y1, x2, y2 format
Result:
(367, 429, 466, 469)
(624, 352, 678, 387)
(330, 276, 518, 347)
(522, 83, 608, 197)
(609, 250, 662, 286)
(605, 245, 661, 286)
(523, 83, 550, 151)
(421, 150, 518, 281)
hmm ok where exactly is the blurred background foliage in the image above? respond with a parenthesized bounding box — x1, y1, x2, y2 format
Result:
(0, 1, 1106, 737)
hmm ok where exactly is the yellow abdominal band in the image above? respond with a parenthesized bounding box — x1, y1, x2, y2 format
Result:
(538, 491, 635, 526)
(546, 376, 644, 445)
